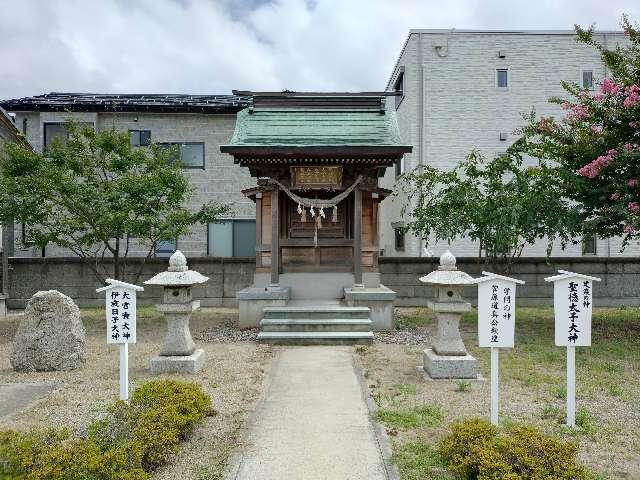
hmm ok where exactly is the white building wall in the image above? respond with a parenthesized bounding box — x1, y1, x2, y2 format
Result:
(381, 30, 640, 258)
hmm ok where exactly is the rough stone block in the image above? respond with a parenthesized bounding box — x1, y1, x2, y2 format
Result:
(423, 348, 477, 379)
(150, 348, 205, 374)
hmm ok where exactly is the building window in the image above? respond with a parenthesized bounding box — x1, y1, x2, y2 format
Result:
(155, 239, 177, 257)
(208, 220, 256, 257)
(43, 123, 68, 148)
(496, 69, 508, 88)
(582, 235, 597, 255)
(394, 70, 404, 109)
(395, 158, 404, 177)
(44, 122, 94, 148)
(157, 142, 205, 169)
(129, 129, 151, 146)
(582, 70, 594, 90)
(394, 228, 405, 252)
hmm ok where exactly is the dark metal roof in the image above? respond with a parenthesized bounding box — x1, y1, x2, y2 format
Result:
(0, 92, 249, 114)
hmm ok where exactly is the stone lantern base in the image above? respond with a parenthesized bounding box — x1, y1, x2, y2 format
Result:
(423, 348, 477, 379)
(150, 348, 205, 374)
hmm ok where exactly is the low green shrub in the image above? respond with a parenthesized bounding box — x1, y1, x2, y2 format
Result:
(0, 380, 211, 480)
(439, 418, 592, 480)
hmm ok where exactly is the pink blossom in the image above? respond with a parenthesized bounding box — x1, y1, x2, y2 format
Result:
(630, 121, 640, 129)
(628, 179, 639, 187)
(591, 124, 603, 134)
(561, 101, 572, 110)
(592, 92, 605, 101)
(628, 202, 640, 214)
(566, 104, 589, 123)
(600, 78, 622, 95)
(536, 118, 553, 133)
(623, 143, 639, 151)
(623, 84, 640, 108)
(577, 148, 617, 178)
(611, 192, 621, 200)
(624, 223, 635, 233)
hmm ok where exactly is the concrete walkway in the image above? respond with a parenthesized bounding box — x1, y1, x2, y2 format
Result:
(228, 346, 391, 480)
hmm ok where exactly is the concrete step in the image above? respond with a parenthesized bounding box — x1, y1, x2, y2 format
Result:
(260, 318, 372, 332)
(257, 331, 374, 345)
(262, 306, 370, 320)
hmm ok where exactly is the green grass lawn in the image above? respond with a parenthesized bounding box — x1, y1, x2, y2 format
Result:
(361, 306, 640, 479)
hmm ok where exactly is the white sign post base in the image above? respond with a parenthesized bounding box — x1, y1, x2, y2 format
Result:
(566, 345, 576, 427)
(120, 343, 129, 401)
(490, 347, 499, 425)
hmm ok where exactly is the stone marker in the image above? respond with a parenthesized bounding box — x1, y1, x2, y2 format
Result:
(144, 250, 208, 374)
(10, 290, 86, 372)
(419, 250, 477, 379)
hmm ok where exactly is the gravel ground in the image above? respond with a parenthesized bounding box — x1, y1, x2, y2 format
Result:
(359, 308, 640, 480)
(0, 307, 275, 480)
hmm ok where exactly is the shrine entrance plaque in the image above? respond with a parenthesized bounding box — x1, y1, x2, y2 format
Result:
(290, 166, 343, 190)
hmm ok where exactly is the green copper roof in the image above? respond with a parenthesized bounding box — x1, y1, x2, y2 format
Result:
(223, 107, 410, 149)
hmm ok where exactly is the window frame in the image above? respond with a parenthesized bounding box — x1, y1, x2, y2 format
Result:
(43, 122, 69, 148)
(581, 69, 594, 91)
(496, 68, 509, 89)
(156, 141, 205, 169)
(129, 129, 151, 147)
(394, 227, 405, 252)
(582, 235, 597, 255)
(207, 219, 257, 258)
(154, 238, 178, 257)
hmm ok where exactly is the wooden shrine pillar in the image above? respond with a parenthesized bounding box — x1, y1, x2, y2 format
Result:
(353, 187, 363, 287)
(270, 186, 280, 286)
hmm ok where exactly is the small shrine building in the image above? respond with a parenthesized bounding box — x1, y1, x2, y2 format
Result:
(221, 92, 412, 341)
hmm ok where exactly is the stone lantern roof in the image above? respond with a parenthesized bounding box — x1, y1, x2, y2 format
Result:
(144, 251, 209, 287)
(418, 250, 475, 285)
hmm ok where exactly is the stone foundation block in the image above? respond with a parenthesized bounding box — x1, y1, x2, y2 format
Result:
(150, 348, 205, 374)
(237, 286, 290, 328)
(343, 285, 396, 330)
(423, 348, 477, 379)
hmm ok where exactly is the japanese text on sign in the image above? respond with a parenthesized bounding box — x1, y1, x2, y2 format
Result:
(106, 287, 137, 344)
(552, 278, 593, 347)
(477, 278, 517, 348)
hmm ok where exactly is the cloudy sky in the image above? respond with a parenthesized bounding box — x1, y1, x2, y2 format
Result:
(1, 0, 638, 99)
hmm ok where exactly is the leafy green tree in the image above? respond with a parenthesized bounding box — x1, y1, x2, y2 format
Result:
(401, 151, 578, 272)
(516, 15, 640, 244)
(0, 121, 228, 281)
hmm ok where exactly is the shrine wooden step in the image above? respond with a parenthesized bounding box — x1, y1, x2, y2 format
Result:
(257, 331, 374, 345)
(262, 306, 370, 320)
(260, 318, 372, 332)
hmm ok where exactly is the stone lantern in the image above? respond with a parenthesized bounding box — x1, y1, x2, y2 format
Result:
(144, 250, 208, 374)
(419, 250, 477, 379)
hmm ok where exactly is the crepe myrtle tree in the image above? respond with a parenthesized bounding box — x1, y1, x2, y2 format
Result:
(515, 15, 640, 245)
(0, 121, 228, 282)
(400, 151, 578, 273)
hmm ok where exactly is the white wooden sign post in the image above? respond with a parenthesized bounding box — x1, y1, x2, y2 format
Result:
(96, 279, 144, 401)
(473, 272, 525, 425)
(544, 270, 600, 427)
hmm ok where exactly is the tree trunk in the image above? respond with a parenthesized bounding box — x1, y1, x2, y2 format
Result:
(114, 236, 121, 280)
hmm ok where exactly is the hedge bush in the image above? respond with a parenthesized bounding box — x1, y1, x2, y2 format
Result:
(0, 379, 211, 480)
(438, 418, 592, 480)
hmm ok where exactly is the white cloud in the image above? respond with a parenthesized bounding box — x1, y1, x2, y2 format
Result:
(0, 0, 638, 98)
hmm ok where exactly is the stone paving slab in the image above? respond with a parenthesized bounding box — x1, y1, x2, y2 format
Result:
(228, 346, 390, 480)
(0, 383, 55, 417)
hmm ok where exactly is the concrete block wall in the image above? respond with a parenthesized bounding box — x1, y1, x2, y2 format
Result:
(3, 255, 639, 309)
